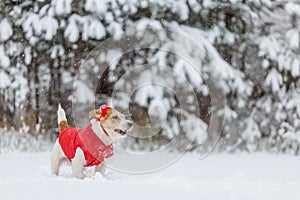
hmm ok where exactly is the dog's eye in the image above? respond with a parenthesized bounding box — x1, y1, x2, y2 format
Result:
(112, 116, 120, 120)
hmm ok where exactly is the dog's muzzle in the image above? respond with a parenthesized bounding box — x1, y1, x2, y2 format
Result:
(115, 120, 133, 135)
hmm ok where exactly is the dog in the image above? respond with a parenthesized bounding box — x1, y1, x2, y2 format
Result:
(51, 104, 133, 179)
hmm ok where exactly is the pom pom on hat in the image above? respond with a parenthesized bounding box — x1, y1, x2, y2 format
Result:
(100, 105, 112, 118)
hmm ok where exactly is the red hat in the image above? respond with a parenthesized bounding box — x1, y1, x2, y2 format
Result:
(100, 105, 112, 118)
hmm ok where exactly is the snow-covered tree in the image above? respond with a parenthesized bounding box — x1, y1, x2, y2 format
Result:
(1, 0, 300, 153)
(73, 0, 250, 151)
(249, 1, 300, 153)
(217, 0, 300, 153)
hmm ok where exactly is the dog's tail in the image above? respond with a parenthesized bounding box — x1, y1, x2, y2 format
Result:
(57, 103, 68, 132)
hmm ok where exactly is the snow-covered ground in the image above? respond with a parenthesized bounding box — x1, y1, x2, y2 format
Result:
(1, 152, 300, 200)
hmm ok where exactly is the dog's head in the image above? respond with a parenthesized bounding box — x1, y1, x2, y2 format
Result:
(89, 105, 133, 142)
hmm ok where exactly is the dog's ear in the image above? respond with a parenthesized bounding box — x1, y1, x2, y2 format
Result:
(89, 109, 101, 119)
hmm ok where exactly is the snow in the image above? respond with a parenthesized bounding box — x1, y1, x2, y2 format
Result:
(0, 45, 10, 68)
(65, 15, 106, 42)
(285, 2, 300, 16)
(86, 18, 106, 40)
(182, 113, 207, 144)
(135, 18, 164, 34)
(50, 45, 65, 59)
(172, 1, 189, 21)
(106, 49, 123, 70)
(107, 22, 124, 39)
(1, 152, 300, 200)
(64, 15, 79, 42)
(41, 16, 58, 40)
(265, 68, 283, 92)
(241, 117, 261, 151)
(286, 95, 300, 118)
(72, 80, 95, 104)
(258, 36, 280, 60)
(140, 0, 148, 8)
(286, 29, 299, 49)
(174, 59, 203, 86)
(85, 0, 110, 14)
(24, 47, 32, 65)
(52, 0, 73, 16)
(177, 24, 250, 95)
(14, 75, 29, 107)
(203, 0, 217, 8)
(0, 70, 10, 89)
(134, 70, 161, 107)
(187, 0, 200, 13)
(0, 18, 13, 42)
(22, 13, 42, 39)
(291, 58, 300, 77)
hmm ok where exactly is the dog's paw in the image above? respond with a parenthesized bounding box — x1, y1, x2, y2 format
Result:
(73, 174, 85, 179)
(94, 171, 121, 180)
(103, 172, 125, 181)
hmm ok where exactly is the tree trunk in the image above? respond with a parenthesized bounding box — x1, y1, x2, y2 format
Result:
(33, 57, 40, 124)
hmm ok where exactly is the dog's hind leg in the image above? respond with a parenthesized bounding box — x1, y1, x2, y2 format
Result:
(95, 163, 107, 177)
(72, 148, 85, 179)
(51, 140, 65, 175)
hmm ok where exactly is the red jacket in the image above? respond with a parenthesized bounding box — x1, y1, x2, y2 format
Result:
(58, 124, 113, 167)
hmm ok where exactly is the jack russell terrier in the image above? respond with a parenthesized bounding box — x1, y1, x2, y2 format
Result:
(51, 104, 133, 179)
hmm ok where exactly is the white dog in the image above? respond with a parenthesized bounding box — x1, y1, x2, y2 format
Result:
(51, 104, 133, 179)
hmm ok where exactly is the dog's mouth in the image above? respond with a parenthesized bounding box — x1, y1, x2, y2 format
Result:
(114, 129, 127, 135)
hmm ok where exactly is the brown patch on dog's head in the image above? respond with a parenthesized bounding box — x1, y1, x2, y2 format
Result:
(89, 109, 101, 119)
(100, 108, 124, 129)
(89, 107, 113, 120)
(101, 108, 112, 120)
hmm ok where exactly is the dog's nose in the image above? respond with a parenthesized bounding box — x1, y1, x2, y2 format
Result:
(127, 121, 133, 128)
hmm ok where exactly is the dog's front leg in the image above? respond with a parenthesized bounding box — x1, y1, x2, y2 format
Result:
(72, 148, 86, 179)
(95, 163, 107, 177)
(51, 140, 65, 175)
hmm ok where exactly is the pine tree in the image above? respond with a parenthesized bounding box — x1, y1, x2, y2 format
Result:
(1, 0, 300, 153)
